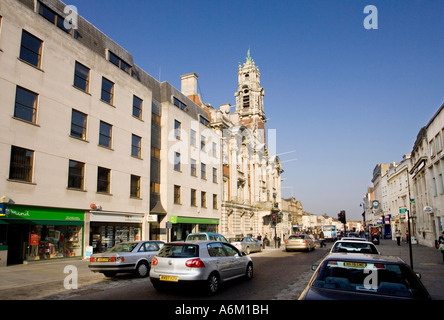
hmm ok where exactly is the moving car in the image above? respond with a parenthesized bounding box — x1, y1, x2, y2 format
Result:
(299, 253, 431, 300)
(89, 240, 164, 278)
(285, 234, 316, 252)
(150, 241, 253, 294)
(186, 232, 228, 242)
(228, 237, 262, 254)
(330, 240, 380, 255)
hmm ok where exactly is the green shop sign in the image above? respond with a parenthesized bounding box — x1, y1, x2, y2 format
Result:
(2, 205, 84, 225)
(169, 216, 219, 225)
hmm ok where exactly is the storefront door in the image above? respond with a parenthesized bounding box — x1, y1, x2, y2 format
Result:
(7, 224, 29, 265)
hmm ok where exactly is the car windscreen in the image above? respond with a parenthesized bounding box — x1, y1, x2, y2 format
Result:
(332, 242, 379, 254)
(107, 242, 138, 253)
(157, 244, 199, 258)
(313, 260, 428, 299)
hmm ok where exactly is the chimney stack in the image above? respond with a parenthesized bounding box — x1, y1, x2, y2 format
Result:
(180, 73, 198, 96)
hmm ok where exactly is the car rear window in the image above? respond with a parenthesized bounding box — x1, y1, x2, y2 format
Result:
(313, 260, 427, 298)
(289, 235, 305, 240)
(187, 234, 207, 241)
(332, 242, 379, 254)
(157, 244, 199, 258)
(108, 242, 138, 252)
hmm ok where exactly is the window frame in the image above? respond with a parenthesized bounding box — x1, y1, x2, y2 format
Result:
(131, 134, 142, 158)
(70, 109, 87, 140)
(73, 61, 90, 92)
(130, 174, 141, 198)
(19, 30, 43, 68)
(14, 86, 38, 124)
(9, 146, 34, 183)
(174, 185, 181, 204)
(101, 77, 115, 105)
(99, 121, 112, 149)
(97, 166, 111, 194)
(67, 159, 85, 190)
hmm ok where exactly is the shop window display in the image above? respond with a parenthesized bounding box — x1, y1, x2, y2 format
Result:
(91, 224, 141, 253)
(27, 225, 83, 260)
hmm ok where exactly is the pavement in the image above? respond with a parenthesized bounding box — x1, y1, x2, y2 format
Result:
(0, 239, 443, 300)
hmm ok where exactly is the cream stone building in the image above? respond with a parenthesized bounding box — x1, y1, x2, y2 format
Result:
(0, 0, 155, 264)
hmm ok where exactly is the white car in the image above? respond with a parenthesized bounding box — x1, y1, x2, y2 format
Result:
(150, 241, 253, 294)
(330, 240, 380, 255)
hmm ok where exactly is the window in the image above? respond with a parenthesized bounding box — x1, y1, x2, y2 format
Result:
(131, 175, 141, 198)
(152, 113, 161, 126)
(38, 1, 76, 36)
(173, 97, 187, 111)
(213, 194, 218, 209)
(200, 115, 210, 126)
(174, 185, 181, 204)
(131, 134, 142, 158)
(191, 189, 197, 207)
(201, 163, 206, 179)
(97, 167, 110, 193)
(133, 95, 143, 119)
(19, 30, 43, 68)
(174, 152, 181, 171)
(151, 147, 160, 159)
(9, 146, 34, 182)
(150, 182, 160, 194)
(201, 191, 206, 208)
(14, 86, 38, 123)
(73, 61, 90, 92)
(212, 142, 217, 157)
(191, 159, 197, 177)
(109, 51, 131, 73)
(99, 121, 112, 148)
(190, 129, 196, 147)
(212, 167, 217, 183)
(68, 160, 84, 190)
(201, 135, 206, 152)
(174, 120, 181, 140)
(101, 77, 114, 105)
(70, 109, 87, 140)
(243, 95, 250, 108)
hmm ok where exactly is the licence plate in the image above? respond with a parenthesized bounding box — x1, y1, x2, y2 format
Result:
(160, 275, 179, 282)
(97, 257, 109, 262)
(344, 262, 366, 268)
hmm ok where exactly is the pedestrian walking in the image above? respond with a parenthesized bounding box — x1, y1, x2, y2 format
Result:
(438, 231, 444, 263)
(395, 229, 401, 246)
(319, 230, 326, 248)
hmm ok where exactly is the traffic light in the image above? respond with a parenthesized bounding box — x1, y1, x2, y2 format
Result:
(271, 214, 277, 227)
(338, 210, 346, 224)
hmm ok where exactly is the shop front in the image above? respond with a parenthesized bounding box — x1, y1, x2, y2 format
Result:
(89, 211, 144, 254)
(0, 205, 84, 265)
(169, 216, 220, 241)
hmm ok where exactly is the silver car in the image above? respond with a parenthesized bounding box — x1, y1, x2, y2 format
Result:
(149, 241, 253, 294)
(89, 241, 164, 278)
(229, 237, 262, 254)
(285, 234, 316, 252)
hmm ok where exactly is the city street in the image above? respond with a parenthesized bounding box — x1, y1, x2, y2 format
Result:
(45, 245, 328, 300)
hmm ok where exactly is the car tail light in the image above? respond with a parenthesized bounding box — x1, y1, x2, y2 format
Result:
(185, 258, 205, 268)
(110, 257, 116, 262)
(90, 257, 95, 263)
(151, 257, 158, 266)
(302, 239, 307, 244)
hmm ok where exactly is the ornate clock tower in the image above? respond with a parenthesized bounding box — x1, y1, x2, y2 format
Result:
(234, 49, 266, 143)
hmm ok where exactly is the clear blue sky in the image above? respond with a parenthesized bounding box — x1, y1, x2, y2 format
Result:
(68, 0, 444, 220)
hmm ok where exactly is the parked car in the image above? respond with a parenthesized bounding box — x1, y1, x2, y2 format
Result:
(330, 240, 380, 255)
(89, 240, 164, 278)
(285, 234, 316, 252)
(186, 232, 228, 242)
(299, 253, 431, 300)
(228, 237, 262, 254)
(150, 241, 253, 294)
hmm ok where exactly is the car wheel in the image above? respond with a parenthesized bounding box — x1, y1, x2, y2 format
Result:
(135, 261, 150, 278)
(245, 263, 253, 280)
(206, 273, 220, 295)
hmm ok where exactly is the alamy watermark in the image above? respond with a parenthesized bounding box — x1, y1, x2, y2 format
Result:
(63, 5, 78, 31)
(363, 5, 378, 30)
